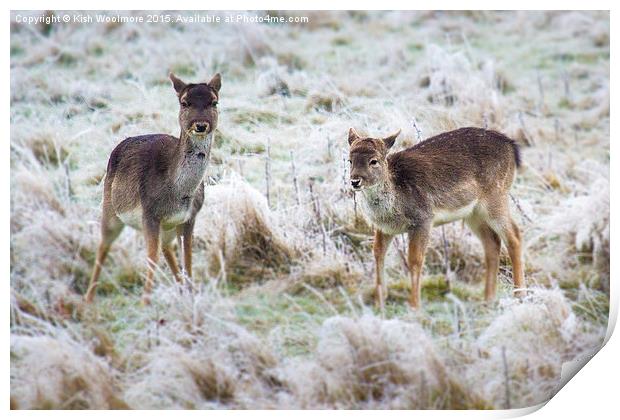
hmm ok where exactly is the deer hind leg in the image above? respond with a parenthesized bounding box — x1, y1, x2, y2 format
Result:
(466, 217, 501, 301)
(505, 218, 525, 297)
(407, 224, 431, 309)
(142, 217, 161, 305)
(373, 230, 393, 309)
(485, 201, 526, 298)
(85, 207, 124, 303)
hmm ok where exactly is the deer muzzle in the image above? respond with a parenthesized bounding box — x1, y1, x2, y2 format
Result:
(190, 122, 210, 136)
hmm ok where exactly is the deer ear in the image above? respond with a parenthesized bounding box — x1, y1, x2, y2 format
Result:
(382, 129, 401, 150)
(169, 73, 187, 95)
(207, 73, 222, 93)
(348, 128, 361, 145)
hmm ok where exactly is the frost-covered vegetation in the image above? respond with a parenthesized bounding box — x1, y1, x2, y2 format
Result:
(10, 11, 609, 409)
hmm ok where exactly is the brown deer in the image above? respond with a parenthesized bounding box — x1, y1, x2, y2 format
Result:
(347, 127, 524, 309)
(85, 72, 222, 304)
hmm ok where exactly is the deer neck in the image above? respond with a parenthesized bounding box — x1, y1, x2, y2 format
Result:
(173, 130, 214, 196)
(359, 175, 412, 235)
(180, 129, 213, 158)
(362, 177, 396, 208)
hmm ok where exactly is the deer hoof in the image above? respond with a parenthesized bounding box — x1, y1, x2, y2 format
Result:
(84, 292, 95, 304)
(408, 296, 420, 310)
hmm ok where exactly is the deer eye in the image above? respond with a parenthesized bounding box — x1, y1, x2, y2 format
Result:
(370, 159, 379, 166)
(181, 101, 189, 107)
(212, 101, 218, 107)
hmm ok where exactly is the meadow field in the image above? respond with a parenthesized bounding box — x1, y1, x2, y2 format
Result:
(10, 10, 610, 409)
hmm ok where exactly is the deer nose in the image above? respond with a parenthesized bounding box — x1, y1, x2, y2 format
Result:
(351, 179, 361, 189)
(195, 123, 208, 133)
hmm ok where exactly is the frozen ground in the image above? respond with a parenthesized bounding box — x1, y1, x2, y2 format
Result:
(10, 10, 609, 409)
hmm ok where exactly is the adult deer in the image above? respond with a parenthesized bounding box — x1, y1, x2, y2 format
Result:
(347, 127, 524, 309)
(85, 73, 221, 304)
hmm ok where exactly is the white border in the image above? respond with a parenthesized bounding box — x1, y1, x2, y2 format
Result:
(4, 1, 616, 418)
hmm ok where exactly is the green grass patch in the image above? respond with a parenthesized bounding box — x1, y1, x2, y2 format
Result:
(10, 44, 24, 56)
(230, 109, 295, 128)
(407, 42, 424, 52)
(234, 292, 340, 356)
(331, 36, 352, 46)
(57, 52, 77, 67)
(170, 63, 196, 77)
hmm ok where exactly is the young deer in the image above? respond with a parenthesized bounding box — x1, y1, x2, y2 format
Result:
(348, 127, 524, 309)
(85, 73, 222, 304)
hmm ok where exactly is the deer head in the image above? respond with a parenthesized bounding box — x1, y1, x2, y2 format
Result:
(169, 73, 221, 141)
(347, 128, 401, 191)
